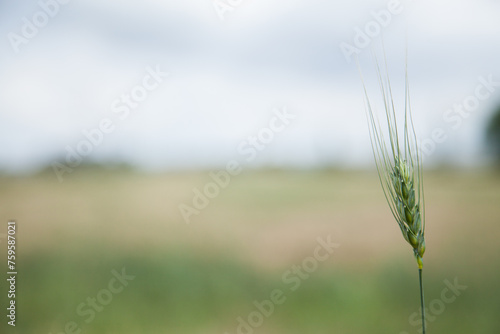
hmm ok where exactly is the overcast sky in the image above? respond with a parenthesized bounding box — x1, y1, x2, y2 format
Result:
(1, 0, 500, 174)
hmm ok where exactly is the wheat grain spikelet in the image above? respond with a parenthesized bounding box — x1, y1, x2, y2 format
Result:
(359, 52, 426, 269)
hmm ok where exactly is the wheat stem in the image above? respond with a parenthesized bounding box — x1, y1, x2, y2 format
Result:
(419, 268, 426, 334)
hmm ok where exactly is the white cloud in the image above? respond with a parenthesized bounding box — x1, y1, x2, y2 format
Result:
(1, 0, 500, 172)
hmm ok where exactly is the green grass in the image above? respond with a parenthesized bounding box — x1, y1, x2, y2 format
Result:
(1, 168, 499, 333)
(10, 247, 500, 334)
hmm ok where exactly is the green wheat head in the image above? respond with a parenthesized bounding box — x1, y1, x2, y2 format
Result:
(360, 55, 426, 269)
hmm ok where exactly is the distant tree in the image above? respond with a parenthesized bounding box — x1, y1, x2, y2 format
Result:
(486, 105, 500, 164)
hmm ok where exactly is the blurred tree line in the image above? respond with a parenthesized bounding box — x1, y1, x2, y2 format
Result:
(486, 104, 500, 165)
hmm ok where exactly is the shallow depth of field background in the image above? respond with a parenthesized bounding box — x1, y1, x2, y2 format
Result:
(1, 1, 500, 334)
(1, 169, 500, 333)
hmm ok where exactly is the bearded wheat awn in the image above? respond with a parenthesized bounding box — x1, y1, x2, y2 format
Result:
(359, 54, 427, 333)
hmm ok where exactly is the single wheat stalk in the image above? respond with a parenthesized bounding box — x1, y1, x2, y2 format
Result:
(358, 51, 427, 333)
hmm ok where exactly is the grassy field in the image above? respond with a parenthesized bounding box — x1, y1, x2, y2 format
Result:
(1, 167, 499, 334)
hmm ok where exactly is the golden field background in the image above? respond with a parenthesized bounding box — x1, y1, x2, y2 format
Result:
(1, 167, 499, 333)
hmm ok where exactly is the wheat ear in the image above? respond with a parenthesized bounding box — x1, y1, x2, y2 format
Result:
(358, 50, 426, 333)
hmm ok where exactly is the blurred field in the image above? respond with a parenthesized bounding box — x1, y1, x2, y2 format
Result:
(1, 167, 499, 334)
